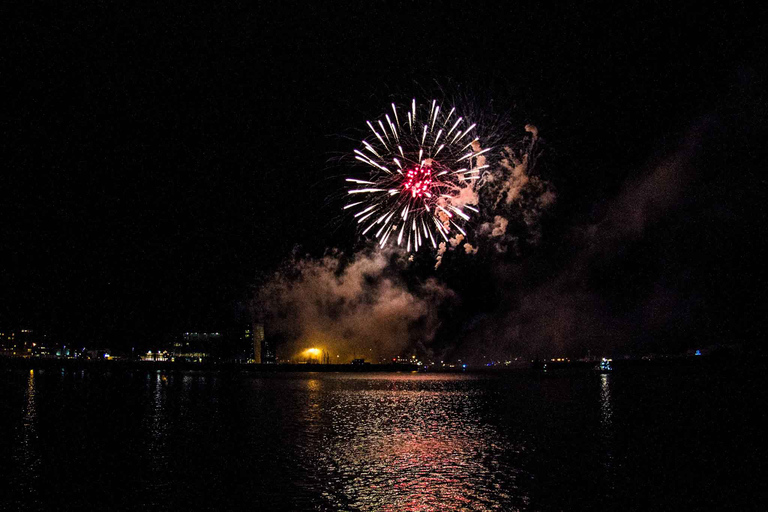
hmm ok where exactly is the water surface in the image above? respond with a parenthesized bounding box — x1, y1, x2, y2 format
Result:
(1, 364, 764, 510)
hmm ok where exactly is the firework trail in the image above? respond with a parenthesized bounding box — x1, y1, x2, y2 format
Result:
(345, 99, 488, 252)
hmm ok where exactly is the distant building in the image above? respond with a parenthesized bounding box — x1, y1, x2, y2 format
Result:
(251, 324, 263, 363)
(141, 350, 171, 362)
(0, 329, 14, 356)
(0, 328, 48, 357)
(226, 326, 256, 363)
(251, 323, 275, 364)
(86, 348, 111, 360)
(172, 331, 220, 361)
(31, 342, 56, 358)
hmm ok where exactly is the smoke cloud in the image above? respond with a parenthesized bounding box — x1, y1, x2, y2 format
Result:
(446, 124, 556, 262)
(257, 249, 454, 361)
(463, 120, 711, 359)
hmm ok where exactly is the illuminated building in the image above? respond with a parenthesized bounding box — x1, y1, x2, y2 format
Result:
(31, 342, 55, 358)
(0, 330, 13, 356)
(172, 331, 220, 361)
(0, 328, 48, 357)
(215, 326, 259, 363)
(141, 350, 171, 362)
(251, 323, 275, 364)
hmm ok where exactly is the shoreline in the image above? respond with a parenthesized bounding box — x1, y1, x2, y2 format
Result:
(1, 354, 761, 375)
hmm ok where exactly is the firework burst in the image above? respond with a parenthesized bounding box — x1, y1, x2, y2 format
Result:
(345, 99, 489, 252)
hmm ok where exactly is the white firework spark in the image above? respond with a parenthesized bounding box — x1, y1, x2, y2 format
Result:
(345, 99, 487, 252)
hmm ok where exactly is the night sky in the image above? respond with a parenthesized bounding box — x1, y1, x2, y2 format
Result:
(2, 2, 765, 355)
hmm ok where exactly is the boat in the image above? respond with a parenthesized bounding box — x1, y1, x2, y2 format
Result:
(594, 358, 613, 372)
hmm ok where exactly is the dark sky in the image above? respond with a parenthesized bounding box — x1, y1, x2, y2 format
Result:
(2, 2, 765, 351)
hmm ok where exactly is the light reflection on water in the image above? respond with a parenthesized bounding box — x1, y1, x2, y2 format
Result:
(298, 374, 527, 511)
(2, 366, 760, 511)
(599, 372, 616, 489)
(143, 372, 171, 489)
(600, 373, 613, 428)
(23, 369, 38, 444)
(3, 369, 43, 510)
(21, 370, 40, 481)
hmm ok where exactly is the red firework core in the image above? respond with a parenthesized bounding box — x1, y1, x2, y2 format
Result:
(403, 164, 433, 199)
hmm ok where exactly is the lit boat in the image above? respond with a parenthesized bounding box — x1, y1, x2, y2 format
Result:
(595, 358, 612, 372)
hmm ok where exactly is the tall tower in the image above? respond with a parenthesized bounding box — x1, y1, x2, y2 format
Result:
(252, 323, 265, 364)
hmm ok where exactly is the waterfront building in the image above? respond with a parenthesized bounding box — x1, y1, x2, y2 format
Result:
(172, 331, 219, 362)
(257, 324, 276, 364)
(141, 350, 171, 362)
(249, 323, 274, 364)
(0, 328, 48, 357)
